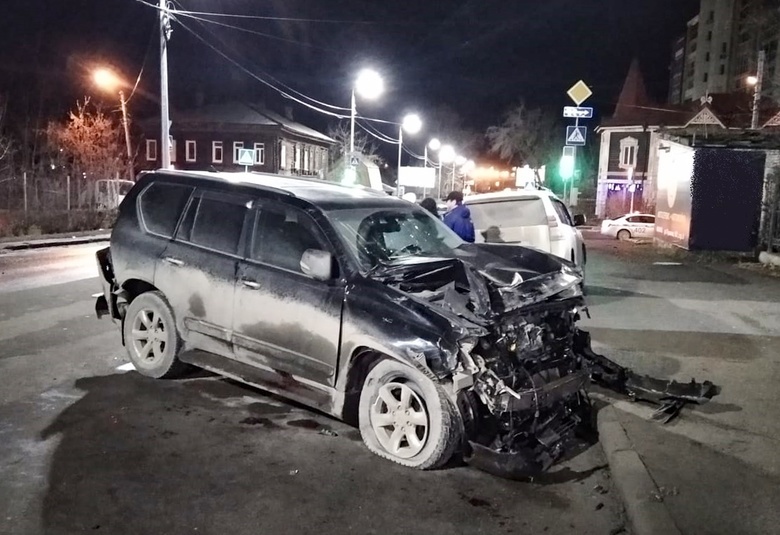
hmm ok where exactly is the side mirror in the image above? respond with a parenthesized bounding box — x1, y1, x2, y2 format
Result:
(573, 214, 587, 227)
(300, 249, 333, 281)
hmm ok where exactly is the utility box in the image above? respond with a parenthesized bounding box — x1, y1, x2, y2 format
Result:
(656, 140, 765, 251)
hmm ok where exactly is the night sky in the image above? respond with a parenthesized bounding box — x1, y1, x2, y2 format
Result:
(0, 0, 699, 150)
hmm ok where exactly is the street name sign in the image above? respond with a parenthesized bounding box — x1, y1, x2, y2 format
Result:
(563, 106, 594, 119)
(565, 126, 587, 146)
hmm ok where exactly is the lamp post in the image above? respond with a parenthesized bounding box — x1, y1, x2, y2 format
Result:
(350, 69, 383, 154)
(397, 113, 422, 196)
(747, 49, 766, 130)
(438, 144, 456, 198)
(93, 68, 134, 180)
(423, 138, 441, 197)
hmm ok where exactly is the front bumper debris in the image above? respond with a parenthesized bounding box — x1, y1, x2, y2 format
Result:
(574, 330, 720, 422)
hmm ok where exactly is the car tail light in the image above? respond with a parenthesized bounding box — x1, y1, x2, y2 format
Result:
(547, 215, 559, 228)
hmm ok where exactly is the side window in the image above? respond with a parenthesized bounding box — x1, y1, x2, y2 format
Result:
(251, 204, 329, 274)
(640, 216, 655, 224)
(626, 216, 641, 223)
(551, 199, 574, 226)
(138, 182, 193, 238)
(182, 196, 248, 256)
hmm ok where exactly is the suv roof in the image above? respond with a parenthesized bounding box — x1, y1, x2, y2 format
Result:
(464, 188, 561, 204)
(139, 169, 397, 208)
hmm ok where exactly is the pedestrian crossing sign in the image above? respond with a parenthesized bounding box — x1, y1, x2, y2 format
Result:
(565, 126, 587, 146)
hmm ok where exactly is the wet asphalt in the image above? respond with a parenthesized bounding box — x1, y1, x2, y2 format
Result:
(0, 243, 625, 535)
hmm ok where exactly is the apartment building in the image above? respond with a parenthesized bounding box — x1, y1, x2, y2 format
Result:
(669, 0, 780, 104)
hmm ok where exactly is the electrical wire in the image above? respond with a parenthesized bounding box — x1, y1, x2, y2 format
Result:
(357, 119, 398, 143)
(133, 0, 399, 125)
(173, 18, 348, 119)
(126, 19, 159, 102)
(174, 9, 350, 111)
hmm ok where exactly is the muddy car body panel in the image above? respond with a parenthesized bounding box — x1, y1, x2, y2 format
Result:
(96, 170, 718, 476)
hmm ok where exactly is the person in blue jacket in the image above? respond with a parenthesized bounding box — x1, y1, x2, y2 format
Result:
(443, 190, 475, 242)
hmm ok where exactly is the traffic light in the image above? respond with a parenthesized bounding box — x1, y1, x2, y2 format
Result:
(559, 146, 576, 180)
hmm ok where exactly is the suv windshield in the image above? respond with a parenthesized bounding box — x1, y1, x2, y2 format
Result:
(327, 206, 463, 270)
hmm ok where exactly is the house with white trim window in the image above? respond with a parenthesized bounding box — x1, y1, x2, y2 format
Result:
(138, 102, 334, 177)
(596, 59, 780, 218)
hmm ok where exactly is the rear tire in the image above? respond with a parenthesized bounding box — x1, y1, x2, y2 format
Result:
(617, 229, 631, 241)
(123, 291, 188, 379)
(358, 359, 461, 470)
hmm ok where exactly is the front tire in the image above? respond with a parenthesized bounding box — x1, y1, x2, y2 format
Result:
(123, 291, 187, 379)
(358, 359, 461, 470)
(617, 229, 631, 241)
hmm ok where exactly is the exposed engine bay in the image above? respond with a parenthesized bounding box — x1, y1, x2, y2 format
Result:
(374, 251, 719, 478)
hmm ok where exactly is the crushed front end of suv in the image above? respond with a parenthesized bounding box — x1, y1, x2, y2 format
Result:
(96, 171, 718, 478)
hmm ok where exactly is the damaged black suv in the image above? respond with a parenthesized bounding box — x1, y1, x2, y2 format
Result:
(96, 171, 714, 477)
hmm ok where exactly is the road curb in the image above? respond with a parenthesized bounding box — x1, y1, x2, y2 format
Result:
(598, 405, 682, 535)
(0, 234, 111, 251)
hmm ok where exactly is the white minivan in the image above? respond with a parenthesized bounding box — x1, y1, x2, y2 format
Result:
(464, 189, 587, 268)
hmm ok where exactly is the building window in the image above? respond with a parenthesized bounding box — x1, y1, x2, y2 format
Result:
(303, 147, 310, 172)
(294, 145, 301, 169)
(722, 42, 728, 54)
(703, 72, 709, 82)
(170, 139, 176, 163)
(146, 139, 157, 161)
(280, 144, 287, 169)
(212, 141, 223, 163)
(233, 142, 244, 163)
(186, 140, 196, 162)
(708, 10, 714, 23)
(254, 143, 265, 165)
(720, 64, 726, 75)
(619, 136, 639, 170)
(707, 30, 712, 41)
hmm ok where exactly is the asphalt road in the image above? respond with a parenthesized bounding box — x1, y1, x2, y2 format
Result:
(0, 243, 625, 535)
(581, 231, 780, 535)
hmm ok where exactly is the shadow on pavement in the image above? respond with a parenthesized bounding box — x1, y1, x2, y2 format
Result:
(36, 372, 620, 535)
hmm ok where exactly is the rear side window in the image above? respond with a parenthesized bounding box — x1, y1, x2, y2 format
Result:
(640, 215, 655, 224)
(550, 199, 574, 226)
(182, 196, 248, 255)
(468, 198, 548, 228)
(139, 182, 193, 238)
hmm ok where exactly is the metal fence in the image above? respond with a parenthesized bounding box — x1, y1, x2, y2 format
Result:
(0, 173, 118, 237)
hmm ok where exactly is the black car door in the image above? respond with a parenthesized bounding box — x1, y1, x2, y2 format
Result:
(156, 189, 253, 358)
(231, 200, 344, 387)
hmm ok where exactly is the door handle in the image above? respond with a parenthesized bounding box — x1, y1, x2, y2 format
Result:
(163, 257, 184, 267)
(241, 279, 261, 290)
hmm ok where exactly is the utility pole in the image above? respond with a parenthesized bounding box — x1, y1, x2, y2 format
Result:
(751, 50, 766, 129)
(119, 90, 134, 180)
(160, 0, 172, 169)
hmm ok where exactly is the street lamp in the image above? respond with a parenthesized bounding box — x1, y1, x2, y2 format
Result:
(425, 138, 441, 167)
(350, 69, 383, 154)
(93, 68, 134, 180)
(397, 113, 422, 196)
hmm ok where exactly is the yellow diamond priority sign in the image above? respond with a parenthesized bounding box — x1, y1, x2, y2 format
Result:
(567, 80, 593, 106)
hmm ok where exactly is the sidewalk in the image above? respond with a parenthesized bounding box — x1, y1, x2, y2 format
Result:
(0, 229, 110, 251)
(598, 397, 780, 535)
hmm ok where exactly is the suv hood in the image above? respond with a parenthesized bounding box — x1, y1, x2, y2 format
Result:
(369, 243, 582, 326)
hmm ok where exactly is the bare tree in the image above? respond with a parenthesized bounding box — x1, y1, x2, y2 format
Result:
(45, 98, 126, 207)
(0, 96, 14, 173)
(486, 102, 559, 186)
(327, 121, 384, 165)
